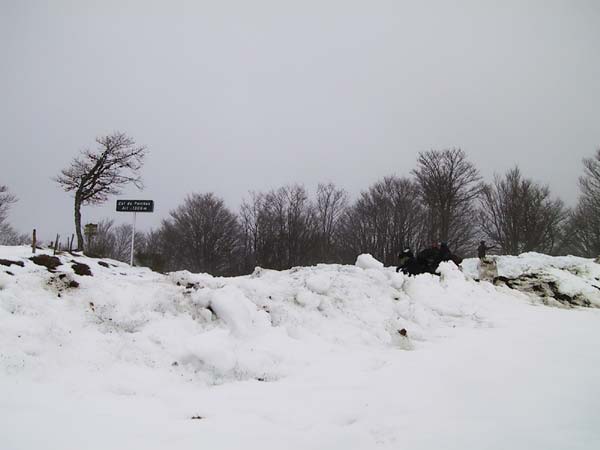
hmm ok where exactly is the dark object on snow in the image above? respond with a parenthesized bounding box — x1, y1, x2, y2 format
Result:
(0, 259, 25, 268)
(403, 257, 427, 276)
(404, 242, 462, 276)
(97, 261, 110, 268)
(47, 273, 79, 294)
(399, 328, 407, 337)
(72, 262, 93, 276)
(439, 242, 462, 266)
(439, 242, 452, 262)
(450, 252, 463, 266)
(30, 254, 62, 271)
(396, 248, 428, 276)
(190, 416, 204, 420)
(396, 249, 414, 273)
(478, 241, 495, 259)
(397, 248, 414, 269)
(416, 244, 443, 274)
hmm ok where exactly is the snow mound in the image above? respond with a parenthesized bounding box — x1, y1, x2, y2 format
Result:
(355, 253, 384, 269)
(2, 246, 600, 449)
(0, 246, 517, 386)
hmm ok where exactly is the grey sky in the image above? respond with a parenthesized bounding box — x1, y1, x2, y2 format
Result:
(1, 0, 599, 241)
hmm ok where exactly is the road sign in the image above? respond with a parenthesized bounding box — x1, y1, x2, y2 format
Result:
(116, 200, 154, 213)
(116, 200, 155, 265)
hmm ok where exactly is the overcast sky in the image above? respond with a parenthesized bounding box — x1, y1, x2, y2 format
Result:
(1, 0, 599, 241)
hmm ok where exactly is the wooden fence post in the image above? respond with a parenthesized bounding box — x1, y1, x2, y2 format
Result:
(53, 234, 60, 255)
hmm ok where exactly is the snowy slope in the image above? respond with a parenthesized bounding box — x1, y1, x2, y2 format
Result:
(1, 246, 599, 450)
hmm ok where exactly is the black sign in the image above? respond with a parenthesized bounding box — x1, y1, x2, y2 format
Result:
(116, 200, 154, 213)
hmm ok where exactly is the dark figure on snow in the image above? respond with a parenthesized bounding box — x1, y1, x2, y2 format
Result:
(440, 241, 463, 266)
(397, 248, 424, 276)
(397, 248, 413, 271)
(416, 242, 442, 274)
(439, 242, 452, 262)
(478, 241, 495, 260)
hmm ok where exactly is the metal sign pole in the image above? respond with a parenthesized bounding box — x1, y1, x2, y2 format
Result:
(130, 211, 137, 266)
(117, 200, 153, 266)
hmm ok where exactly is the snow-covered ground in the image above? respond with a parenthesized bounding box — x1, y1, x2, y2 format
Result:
(1, 246, 599, 450)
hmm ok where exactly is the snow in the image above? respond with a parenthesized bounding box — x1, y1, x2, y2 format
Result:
(1, 246, 600, 449)
(355, 253, 384, 269)
(462, 252, 600, 307)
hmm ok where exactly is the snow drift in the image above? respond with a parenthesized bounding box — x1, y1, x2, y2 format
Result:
(1, 246, 599, 450)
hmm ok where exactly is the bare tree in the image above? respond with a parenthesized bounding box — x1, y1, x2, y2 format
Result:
(565, 203, 600, 257)
(315, 183, 348, 263)
(285, 185, 317, 267)
(0, 185, 17, 224)
(136, 229, 168, 272)
(85, 219, 116, 257)
(111, 223, 143, 262)
(0, 185, 28, 245)
(54, 132, 147, 251)
(85, 218, 146, 262)
(478, 167, 567, 255)
(412, 148, 481, 253)
(239, 191, 265, 271)
(159, 193, 240, 275)
(239, 185, 317, 271)
(261, 184, 317, 269)
(339, 176, 425, 265)
(565, 149, 600, 256)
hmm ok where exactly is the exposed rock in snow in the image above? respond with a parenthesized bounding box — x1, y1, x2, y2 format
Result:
(29, 254, 62, 271)
(72, 261, 93, 276)
(462, 252, 600, 308)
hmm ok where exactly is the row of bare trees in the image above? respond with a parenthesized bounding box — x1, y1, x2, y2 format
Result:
(118, 148, 581, 274)
(0, 185, 29, 245)
(478, 167, 566, 255)
(565, 149, 600, 256)
(4, 130, 598, 274)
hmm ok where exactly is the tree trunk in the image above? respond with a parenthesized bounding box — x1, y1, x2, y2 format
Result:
(74, 195, 84, 251)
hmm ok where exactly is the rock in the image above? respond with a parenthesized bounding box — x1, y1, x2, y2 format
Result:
(0, 259, 25, 268)
(30, 255, 62, 271)
(493, 273, 592, 308)
(72, 262, 92, 276)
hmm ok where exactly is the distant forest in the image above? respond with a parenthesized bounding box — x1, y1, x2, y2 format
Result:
(2, 135, 600, 276)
